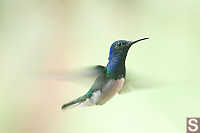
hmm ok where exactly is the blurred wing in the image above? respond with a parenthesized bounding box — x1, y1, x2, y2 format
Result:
(40, 65, 106, 84)
(119, 71, 165, 94)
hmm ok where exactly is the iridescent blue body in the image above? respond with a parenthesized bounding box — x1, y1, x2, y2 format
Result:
(106, 40, 128, 79)
(62, 38, 148, 109)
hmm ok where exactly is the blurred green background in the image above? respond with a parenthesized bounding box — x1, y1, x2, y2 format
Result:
(1, 0, 200, 133)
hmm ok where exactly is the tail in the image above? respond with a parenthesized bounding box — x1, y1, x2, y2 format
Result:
(61, 95, 88, 110)
(62, 88, 96, 110)
(61, 99, 79, 110)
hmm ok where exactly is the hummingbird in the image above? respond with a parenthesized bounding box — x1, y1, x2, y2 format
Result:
(61, 38, 149, 110)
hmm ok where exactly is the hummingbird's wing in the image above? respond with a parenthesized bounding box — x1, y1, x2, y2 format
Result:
(119, 71, 165, 94)
(40, 65, 106, 83)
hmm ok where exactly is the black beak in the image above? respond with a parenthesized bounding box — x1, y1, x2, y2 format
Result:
(128, 37, 149, 47)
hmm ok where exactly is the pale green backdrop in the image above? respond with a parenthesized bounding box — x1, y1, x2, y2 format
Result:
(0, 0, 200, 133)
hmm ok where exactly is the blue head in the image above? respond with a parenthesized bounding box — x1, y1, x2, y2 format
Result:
(106, 38, 149, 78)
(108, 38, 149, 61)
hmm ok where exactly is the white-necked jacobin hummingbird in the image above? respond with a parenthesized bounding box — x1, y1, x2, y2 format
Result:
(62, 38, 149, 110)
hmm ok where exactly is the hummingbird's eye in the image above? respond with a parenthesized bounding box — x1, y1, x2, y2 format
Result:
(114, 41, 123, 49)
(114, 43, 120, 49)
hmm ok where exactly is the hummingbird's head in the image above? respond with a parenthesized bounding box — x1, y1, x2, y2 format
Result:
(109, 38, 149, 58)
